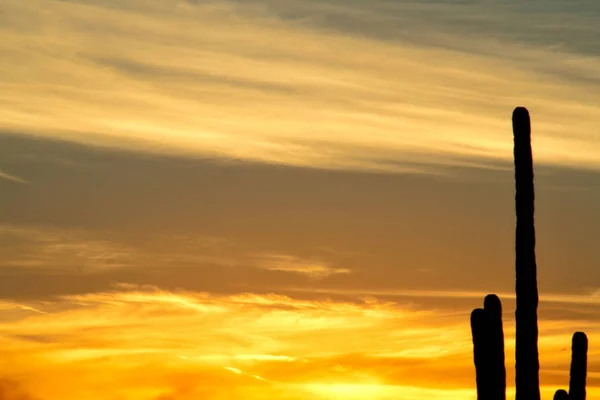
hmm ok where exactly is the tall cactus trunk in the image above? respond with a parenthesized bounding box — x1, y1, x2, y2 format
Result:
(512, 107, 540, 400)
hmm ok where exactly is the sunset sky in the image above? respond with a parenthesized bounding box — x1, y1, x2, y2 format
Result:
(2, 0, 600, 399)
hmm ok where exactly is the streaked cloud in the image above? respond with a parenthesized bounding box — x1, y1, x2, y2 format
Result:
(0, 169, 28, 184)
(1, 0, 600, 174)
(258, 253, 351, 279)
(0, 224, 136, 272)
(0, 286, 599, 399)
(287, 286, 600, 307)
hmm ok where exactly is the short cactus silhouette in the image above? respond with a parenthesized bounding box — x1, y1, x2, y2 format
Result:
(470, 107, 589, 399)
(554, 389, 569, 400)
(470, 294, 505, 400)
(568, 332, 588, 400)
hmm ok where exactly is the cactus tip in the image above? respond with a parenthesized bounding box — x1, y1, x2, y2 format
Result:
(572, 331, 588, 349)
(512, 107, 531, 129)
(573, 331, 588, 341)
(513, 106, 529, 117)
(471, 308, 485, 321)
(553, 389, 568, 400)
(483, 294, 502, 313)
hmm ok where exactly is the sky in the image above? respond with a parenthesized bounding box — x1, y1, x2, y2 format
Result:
(1, 0, 600, 399)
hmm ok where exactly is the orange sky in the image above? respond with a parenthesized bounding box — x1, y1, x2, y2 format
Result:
(2, 286, 600, 399)
(2, 0, 600, 399)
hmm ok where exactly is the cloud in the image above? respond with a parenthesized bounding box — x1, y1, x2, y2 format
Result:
(1, 0, 600, 175)
(0, 286, 461, 399)
(0, 221, 361, 298)
(0, 224, 136, 272)
(0, 169, 28, 184)
(0, 285, 599, 399)
(286, 286, 600, 306)
(0, 223, 244, 276)
(258, 253, 351, 279)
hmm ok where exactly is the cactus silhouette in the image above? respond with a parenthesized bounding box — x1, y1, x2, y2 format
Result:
(470, 107, 589, 400)
(471, 294, 506, 400)
(513, 106, 541, 400)
(568, 332, 588, 400)
(554, 389, 569, 400)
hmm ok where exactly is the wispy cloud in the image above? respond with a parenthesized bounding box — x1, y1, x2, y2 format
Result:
(1, 0, 599, 174)
(0, 225, 135, 272)
(0, 223, 360, 297)
(258, 253, 351, 279)
(287, 286, 600, 309)
(0, 285, 598, 399)
(0, 168, 28, 184)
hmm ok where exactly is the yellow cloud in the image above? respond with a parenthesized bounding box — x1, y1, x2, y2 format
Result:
(1, 0, 600, 174)
(0, 286, 598, 399)
(0, 224, 136, 272)
(258, 253, 351, 278)
(0, 169, 29, 184)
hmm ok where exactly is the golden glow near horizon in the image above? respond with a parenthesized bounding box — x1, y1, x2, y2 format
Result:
(2, 0, 600, 399)
(1, 285, 600, 400)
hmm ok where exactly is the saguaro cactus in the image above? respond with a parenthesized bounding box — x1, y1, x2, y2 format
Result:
(513, 107, 540, 400)
(471, 294, 506, 400)
(553, 331, 588, 400)
(568, 332, 588, 400)
(470, 107, 589, 399)
(553, 389, 568, 400)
